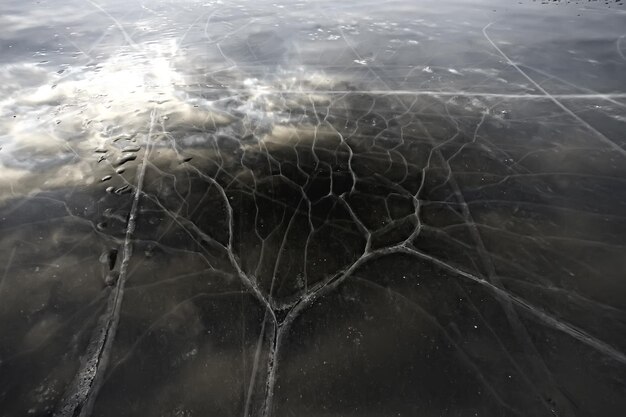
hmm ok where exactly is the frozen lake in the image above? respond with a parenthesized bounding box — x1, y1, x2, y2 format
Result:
(1, 0, 625, 416)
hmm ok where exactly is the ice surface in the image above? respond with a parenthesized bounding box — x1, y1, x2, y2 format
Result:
(1, 0, 625, 416)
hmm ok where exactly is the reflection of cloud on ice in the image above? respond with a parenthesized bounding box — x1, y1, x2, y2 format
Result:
(0, 33, 357, 202)
(0, 41, 189, 200)
(0, 5, 92, 34)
